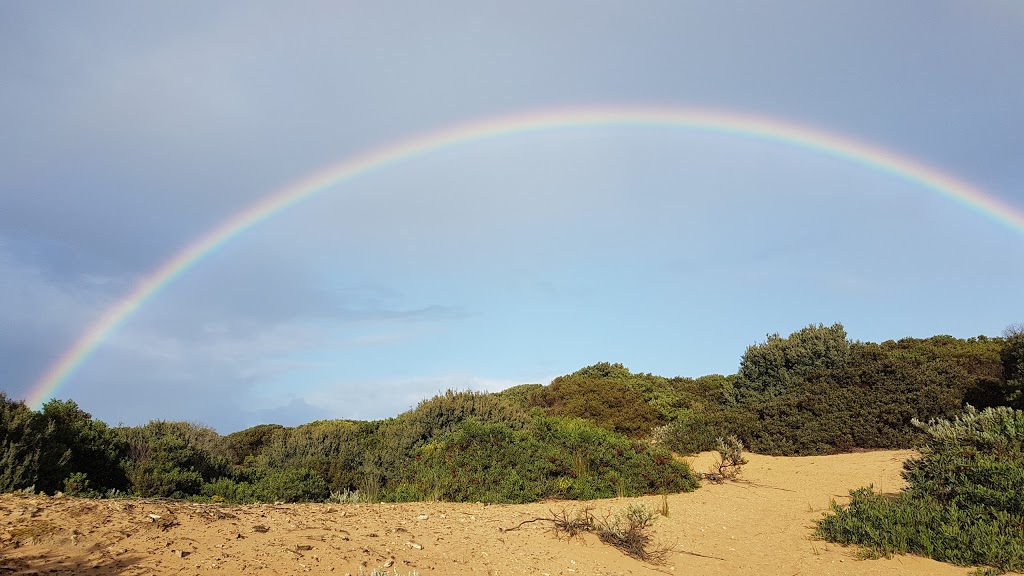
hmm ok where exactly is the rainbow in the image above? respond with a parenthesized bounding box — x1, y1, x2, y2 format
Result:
(24, 105, 1024, 409)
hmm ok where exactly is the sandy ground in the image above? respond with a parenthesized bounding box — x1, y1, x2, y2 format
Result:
(0, 450, 1008, 576)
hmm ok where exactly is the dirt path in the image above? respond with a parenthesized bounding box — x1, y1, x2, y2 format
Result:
(0, 450, 1005, 575)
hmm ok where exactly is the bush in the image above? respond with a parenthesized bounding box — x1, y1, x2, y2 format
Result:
(719, 329, 1011, 456)
(546, 503, 671, 563)
(530, 365, 663, 437)
(817, 407, 1024, 572)
(397, 415, 698, 503)
(37, 400, 127, 494)
(903, 406, 1024, 516)
(817, 487, 1024, 571)
(254, 468, 330, 503)
(652, 411, 715, 455)
(119, 421, 232, 498)
(63, 472, 101, 498)
(702, 436, 747, 483)
(201, 477, 257, 503)
(0, 393, 44, 492)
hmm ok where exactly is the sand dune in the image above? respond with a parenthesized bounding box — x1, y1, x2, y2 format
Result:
(0, 450, 1003, 575)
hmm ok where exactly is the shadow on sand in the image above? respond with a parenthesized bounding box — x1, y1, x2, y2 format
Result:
(0, 544, 145, 576)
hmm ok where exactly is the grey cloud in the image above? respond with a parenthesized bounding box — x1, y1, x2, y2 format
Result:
(2, 2, 1021, 432)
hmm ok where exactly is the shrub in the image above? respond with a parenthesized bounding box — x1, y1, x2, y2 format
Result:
(817, 407, 1024, 572)
(720, 329, 1011, 456)
(225, 424, 287, 465)
(546, 503, 671, 563)
(530, 365, 663, 437)
(398, 415, 698, 503)
(63, 472, 100, 498)
(702, 436, 747, 483)
(817, 487, 1024, 571)
(652, 411, 715, 455)
(37, 399, 127, 494)
(201, 477, 257, 503)
(597, 503, 669, 562)
(254, 468, 330, 503)
(903, 406, 1024, 516)
(119, 421, 231, 498)
(0, 393, 44, 492)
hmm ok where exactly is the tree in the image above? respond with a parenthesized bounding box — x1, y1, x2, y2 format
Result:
(36, 399, 127, 494)
(0, 393, 46, 492)
(119, 421, 231, 498)
(1003, 324, 1024, 409)
(531, 371, 661, 437)
(735, 323, 850, 402)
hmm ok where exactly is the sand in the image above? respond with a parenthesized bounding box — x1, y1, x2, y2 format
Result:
(0, 449, 1007, 575)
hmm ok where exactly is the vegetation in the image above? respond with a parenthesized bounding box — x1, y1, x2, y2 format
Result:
(0, 389, 696, 504)
(817, 406, 1024, 572)
(2, 322, 1021, 511)
(0, 392, 44, 492)
(505, 503, 671, 563)
(701, 435, 748, 483)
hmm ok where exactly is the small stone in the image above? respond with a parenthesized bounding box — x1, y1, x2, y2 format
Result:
(252, 525, 270, 533)
(172, 549, 190, 558)
(406, 541, 423, 550)
(416, 514, 429, 520)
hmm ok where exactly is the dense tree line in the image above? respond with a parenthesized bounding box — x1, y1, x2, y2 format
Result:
(0, 390, 695, 504)
(2, 323, 1021, 505)
(534, 324, 1020, 456)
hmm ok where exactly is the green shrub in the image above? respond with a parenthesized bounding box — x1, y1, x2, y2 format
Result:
(817, 407, 1024, 572)
(530, 368, 662, 437)
(37, 400, 128, 494)
(119, 421, 231, 498)
(399, 415, 698, 503)
(225, 424, 287, 465)
(63, 472, 100, 498)
(201, 477, 258, 503)
(0, 393, 44, 492)
(253, 468, 329, 503)
(817, 487, 1024, 571)
(719, 329, 1011, 455)
(903, 406, 1024, 516)
(652, 411, 716, 455)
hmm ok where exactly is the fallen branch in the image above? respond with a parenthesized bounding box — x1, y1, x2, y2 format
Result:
(499, 517, 549, 532)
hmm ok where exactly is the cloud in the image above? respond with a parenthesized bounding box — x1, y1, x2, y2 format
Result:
(0, 241, 124, 397)
(304, 373, 553, 424)
(2, 2, 1021, 433)
(248, 397, 333, 430)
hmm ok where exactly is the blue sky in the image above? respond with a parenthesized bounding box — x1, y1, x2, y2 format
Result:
(1, 2, 1022, 432)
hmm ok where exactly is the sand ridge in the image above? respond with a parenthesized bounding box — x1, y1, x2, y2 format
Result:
(0, 449, 1001, 575)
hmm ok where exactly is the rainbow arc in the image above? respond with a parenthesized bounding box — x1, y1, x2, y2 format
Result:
(25, 106, 1024, 408)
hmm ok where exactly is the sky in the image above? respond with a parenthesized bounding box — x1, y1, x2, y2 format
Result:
(1, 1, 1022, 432)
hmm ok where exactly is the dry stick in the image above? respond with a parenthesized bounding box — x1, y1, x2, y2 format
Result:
(677, 549, 727, 561)
(499, 517, 550, 532)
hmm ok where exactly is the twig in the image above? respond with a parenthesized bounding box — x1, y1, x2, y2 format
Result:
(677, 549, 727, 561)
(499, 517, 549, 532)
